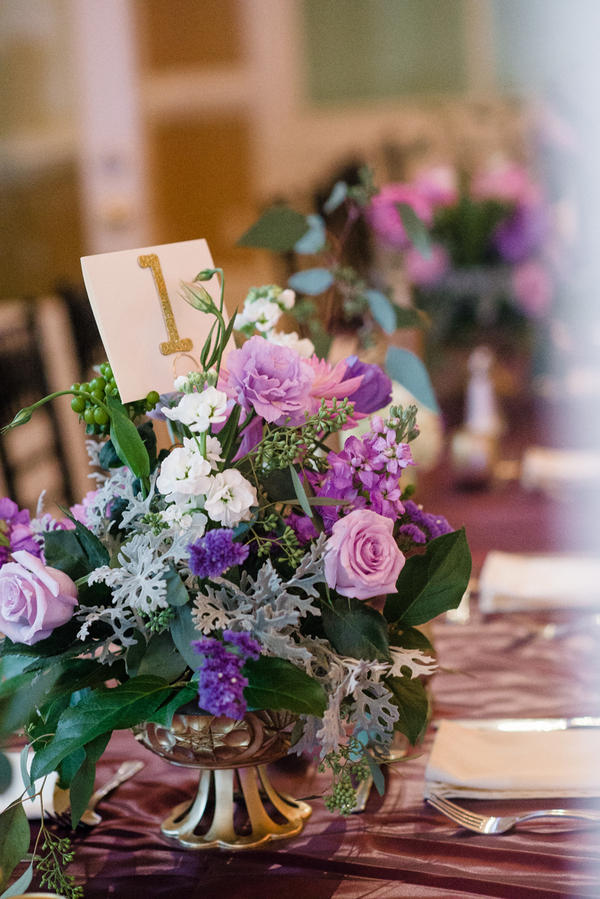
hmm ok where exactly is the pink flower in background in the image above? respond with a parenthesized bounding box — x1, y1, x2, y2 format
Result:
(404, 242, 450, 287)
(413, 165, 458, 206)
(219, 336, 315, 426)
(0, 550, 78, 645)
(0, 497, 41, 565)
(67, 490, 99, 529)
(471, 163, 541, 205)
(324, 509, 405, 600)
(305, 356, 363, 417)
(512, 260, 553, 318)
(367, 183, 435, 250)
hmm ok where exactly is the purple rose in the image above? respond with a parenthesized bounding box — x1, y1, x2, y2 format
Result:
(324, 509, 405, 601)
(341, 357, 392, 414)
(0, 550, 78, 645)
(220, 336, 315, 426)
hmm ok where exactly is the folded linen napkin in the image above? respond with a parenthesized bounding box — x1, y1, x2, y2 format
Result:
(478, 551, 600, 612)
(424, 719, 600, 799)
(0, 752, 57, 818)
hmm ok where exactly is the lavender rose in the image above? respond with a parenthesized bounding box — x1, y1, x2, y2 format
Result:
(220, 335, 315, 426)
(0, 550, 78, 645)
(324, 509, 405, 601)
(341, 357, 392, 414)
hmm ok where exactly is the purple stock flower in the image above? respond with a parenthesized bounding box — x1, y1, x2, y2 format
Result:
(402, 500, 453, 540)
(341, 357, 392, 414)
(286, 512, 319, 546)
(220, 335, 315, 426)
(188, 529, 249, 579)
(0, 498, 41, 565)
(192, 631, 261, 719)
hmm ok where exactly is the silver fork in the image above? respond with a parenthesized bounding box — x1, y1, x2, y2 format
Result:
(427, 793, 600, 834)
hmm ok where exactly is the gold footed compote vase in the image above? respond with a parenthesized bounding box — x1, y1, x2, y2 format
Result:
(138, 709, 311, 850)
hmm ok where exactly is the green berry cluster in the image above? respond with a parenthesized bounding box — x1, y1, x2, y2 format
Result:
(70, 361, 160, 435)
(36, 829, 83, 899)
(319, 737, 372, 817)
(139, 606, 176, 633)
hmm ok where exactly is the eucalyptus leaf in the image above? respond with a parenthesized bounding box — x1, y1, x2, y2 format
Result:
(18, 745, 32, 799)
(386, 672, 429, 744)
(0, 802, 30, 893)
(289, 465, 313, 519)
(365, 752, 386, 796)
(138, 630, 188, 682)
(0, 860, 33, 899)
(237, 207, 309, 251)
(106, 394, 150, 479)
(244, 656, 327, 717)
(394, 306, 428, 330)
(294, 214, 326, 254)
(365, 288, 396, 334)
(385, 346, 439, 413)
(0, 752, 11, 795)
(30, 676, 172, 779)
(384, 528, 472, 627)
(164, 566, 190, 607)
(396, 202, 432, 259)
(288, 268, 335, 296)
(321, 596, 390, 662)
(323, 180, 348, 213)
(311, 330, 333, 360)
(171, 603, 202, 669)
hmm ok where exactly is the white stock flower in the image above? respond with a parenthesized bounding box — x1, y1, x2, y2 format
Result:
(244, 298, 282, 332)
(163, 386, 228, 434)
(265, 329, 315, 358)
(278, 288, 296, 310)
(205, 435, 224, 469)
(156, 438, 212, 503)
(204, 469, 257, 527)
(160, 502, 207, 536)
(173, 375, 189, 392)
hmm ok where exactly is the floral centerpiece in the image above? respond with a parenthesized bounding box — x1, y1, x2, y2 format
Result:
(0, 267, 470, 897)
(369, 162, 553, 357)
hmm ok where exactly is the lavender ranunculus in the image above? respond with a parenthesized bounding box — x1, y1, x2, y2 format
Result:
(220, 335, 315, 426)
(341, 357, 392, 414)
(324, 509, 405, 601)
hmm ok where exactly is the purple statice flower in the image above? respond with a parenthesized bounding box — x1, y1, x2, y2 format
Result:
(402, 500, 453, 540)
(0, 497, 41, 565)
(188, 528, 249, 579)
(192, 631, 261, 719)
(398, 522, 427, 544)
(219, 335, 315, 426)
(341, 357, 392, 414)
(493, 202, 548, 264)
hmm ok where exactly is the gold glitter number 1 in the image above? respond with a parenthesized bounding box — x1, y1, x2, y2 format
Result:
(138, 253, 193, 355)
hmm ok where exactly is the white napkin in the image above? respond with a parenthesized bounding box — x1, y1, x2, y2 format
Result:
(424, 720, 600, 799)
(478, 551, 600, 612)
(0, 752, 57, 819)
(521, 446, 600, 492)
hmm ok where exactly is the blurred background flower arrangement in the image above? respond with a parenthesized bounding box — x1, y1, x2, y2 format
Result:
(0, 267, 471, 896)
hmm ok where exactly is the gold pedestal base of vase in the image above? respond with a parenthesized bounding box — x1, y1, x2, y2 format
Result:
(161, 763, 311, 849)
(139, 709, 311, 850)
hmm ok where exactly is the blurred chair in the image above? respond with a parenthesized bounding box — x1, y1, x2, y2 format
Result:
(0, 297, 91, 514)
(55, 279, 105, 380)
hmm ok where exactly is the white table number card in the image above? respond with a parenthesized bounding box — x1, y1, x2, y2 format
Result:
(81, 239, 228, 403)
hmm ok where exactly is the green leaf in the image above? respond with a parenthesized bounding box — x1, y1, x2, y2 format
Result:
(385, 346, 439, 414)
(43, 529, 89, 580)
(1, 860, 33, 898)
(237, 207, 309, 251)
(30, 676, 171, 779)
(106, 394, 151, 479)
(289, 465, 313, 519)
(68, 731, 111, 828)
(0, 802, 30, 893)
(244, 656, 327, 717)
(73, 520, 110, 570)
(171, 603, 202, 670)
(138, 630, 188, 682)
(288, 268, 335, 296)
(164, 566, 189, 607)
(311, 330, 333, 360)
(0, 753, 11, 795)
(294, 214, 326, 254)
(321, 596, 390, 662)
(386, 672, 429, 745)
(56, 746, 86, 791)
(0, 667, 62, 738)
(384, 528, 472, 627)
(150, 683, 198, 727)
(394, 305, 428, 330)
(365, 752, 386, 796)
(396, 202, 432, 258)
(388, 625, 434, 657)
(365, 288, 396, 334)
